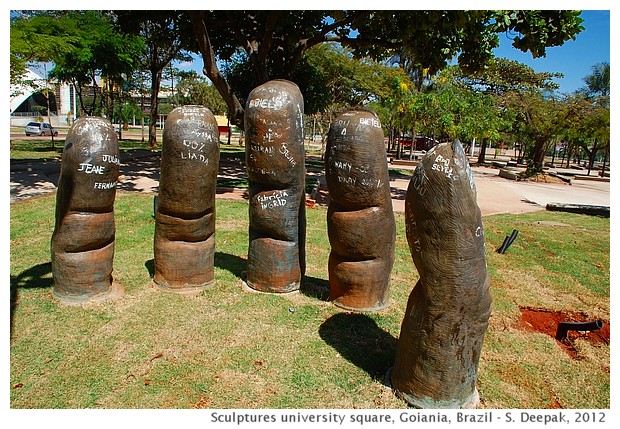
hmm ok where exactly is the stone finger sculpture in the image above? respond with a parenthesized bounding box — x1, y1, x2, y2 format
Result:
(154, 105, 220, 293)
(391, 140, 492, 408)
(325, 109, 395, 311)
(245, 79, 306, 293)
(51, 117, 121, 304)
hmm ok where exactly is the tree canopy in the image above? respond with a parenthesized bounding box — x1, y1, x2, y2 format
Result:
(186, 10, 584, 127)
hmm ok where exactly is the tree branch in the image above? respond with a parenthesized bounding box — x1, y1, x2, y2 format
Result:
(189, 10, 245, 128)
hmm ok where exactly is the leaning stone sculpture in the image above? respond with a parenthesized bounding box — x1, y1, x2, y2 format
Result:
(51, 117, 121, 303)
(325, 109, 395, 311)
(154, 105, 220, 293)
(245, 79, 306, 293)
(391, 140, 492, 408)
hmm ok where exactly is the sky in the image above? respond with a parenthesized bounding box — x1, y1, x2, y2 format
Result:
(492, 9, 610, 95)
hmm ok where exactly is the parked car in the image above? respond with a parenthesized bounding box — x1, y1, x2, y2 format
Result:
(25, 122, 58, 137)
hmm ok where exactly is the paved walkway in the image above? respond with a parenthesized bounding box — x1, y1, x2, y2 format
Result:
(10, 150, 610, 217)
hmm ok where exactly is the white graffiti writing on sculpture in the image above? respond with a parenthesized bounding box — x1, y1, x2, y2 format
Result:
(410, 163, 429, 196)
(334, 119, 351, 127)
(183, 140, 205, 152)
(180, 151, 209, 164)
(333, 160, 352, 172)
(93, 181, 117, 189)
(179, 140, 209, 164)
(358, 117, 382, 128)
(279, 143, 297, 167)
(337, 175, 356, 185)
(432, 154, 455, 179)
(251, 144, 275, 155)
(257, 190, 289, 210)
(248, 97, 284, 109)
(102, 154, 120, 165)
(78, 162, 105, 174)
(361, 177, 383, 188)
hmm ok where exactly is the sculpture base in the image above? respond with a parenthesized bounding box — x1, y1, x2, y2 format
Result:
(153, 279, 215, 296)
(52, 281, 123, 306)
(242, 279, 301, 296)
(385, 367, 480, 409)
(331, 299, 389, 313)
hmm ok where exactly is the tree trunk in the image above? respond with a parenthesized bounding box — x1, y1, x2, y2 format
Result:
(476, 138, 488, 164)
(528, 137, 547, 175)
(189, 11, 245, 129)
(600, 143, 609, 177)
(587, 139, 598, 176)
(148, 69, 162, 150)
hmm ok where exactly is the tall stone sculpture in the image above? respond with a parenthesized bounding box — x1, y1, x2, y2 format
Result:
(51, 117, 121, 304)
(154, 105, 220, 293)
(391, 140, 492, 408)
(245, 79, 306, 293)
(325, 110, 395, 311)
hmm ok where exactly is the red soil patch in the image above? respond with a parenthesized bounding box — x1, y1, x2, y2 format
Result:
(518, 307, 610, 359)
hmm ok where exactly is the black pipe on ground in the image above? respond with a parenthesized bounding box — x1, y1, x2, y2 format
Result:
(555, 320, 604, 341)
(497, 229, 519, 254)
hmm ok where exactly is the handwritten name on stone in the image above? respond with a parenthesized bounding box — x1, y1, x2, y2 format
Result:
(257, 190, 289, 209)
(179, 139, 209, 164)
(78, 162, 105, 174)
(248, 97, 284, 110)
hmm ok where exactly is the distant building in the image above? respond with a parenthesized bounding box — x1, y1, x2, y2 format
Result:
(10, 68, 75, 128)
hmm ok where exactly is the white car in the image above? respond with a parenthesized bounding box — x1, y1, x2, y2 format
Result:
(25, 122, 58, 136)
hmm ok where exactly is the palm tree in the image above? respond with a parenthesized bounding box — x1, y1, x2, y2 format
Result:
(579, 62, 610, 107)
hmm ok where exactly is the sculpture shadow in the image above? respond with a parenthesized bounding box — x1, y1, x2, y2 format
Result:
(145, 259, 155, 278)
(300, 275, 330, 301)
(10, 261, 53, 338)
(215, 251, 247, 280)
(319, 312, 397, 384)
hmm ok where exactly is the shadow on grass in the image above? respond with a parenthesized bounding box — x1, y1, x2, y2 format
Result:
(10, 262, 53, 337)
(145, 259, 155, 278)
(301, 276, 330, 301)
(319, 312, 397, 384)
(215, 251, 247, 279)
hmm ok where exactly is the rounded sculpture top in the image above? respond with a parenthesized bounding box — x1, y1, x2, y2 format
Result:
(158, 105, 220, 216)
(326, 109, 390, 210)
(244, 79, 305, 187)
(59, 116, 120, 213)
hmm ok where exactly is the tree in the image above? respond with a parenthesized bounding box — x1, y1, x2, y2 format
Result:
(11, 11, 145, 119)
(186, 10, 583, 129)
(10, 11, 78, 86)
(175, 71, 227, 115)
(578, 62, 610, 101)
(114, 11, 195, 149)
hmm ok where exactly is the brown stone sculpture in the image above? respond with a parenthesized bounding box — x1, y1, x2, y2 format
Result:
(391, 140, 492, 408)
(154, 105, 220, 293)
(245, 79, 306, 293)
(325, 109, 395, 311)
(51, 117, 121, 304)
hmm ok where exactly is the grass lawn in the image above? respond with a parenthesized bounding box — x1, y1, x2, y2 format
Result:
(9, 192, 609, 409)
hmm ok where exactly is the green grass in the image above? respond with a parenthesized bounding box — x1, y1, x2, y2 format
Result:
(10, 194, 609, 409)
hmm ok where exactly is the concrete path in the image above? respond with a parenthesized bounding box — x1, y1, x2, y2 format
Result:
(10, 151, 610, 217)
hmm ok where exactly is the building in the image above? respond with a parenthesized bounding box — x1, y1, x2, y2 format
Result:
(10, 68, 76, 128)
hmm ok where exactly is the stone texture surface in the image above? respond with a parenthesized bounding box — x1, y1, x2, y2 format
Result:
(51, 116, 121, 303)
(325, 109, 395, 311)
(154, 105, 220, 293)
(391, 140, 492, 408)
(244, 80, 306, 293)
